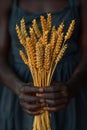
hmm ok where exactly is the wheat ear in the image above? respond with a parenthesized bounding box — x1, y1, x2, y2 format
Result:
(47, 13, 52, 32)
(53, 33, 64, 61)
(42, 31, 49, 46)
(20, 18, 28, 38)
(44, 44, 51, 72)
(32, 19, 42, 38)
(57, 22, 64, 36)
(64, 20, 75, 42)
(50, 44, 68, 83)
(20, 50, 28, 65)
(36, 42, 44, 70)
(16, 24, 26, 47)
(29, 27, 37, 46)
(40, 16, 47, 33)
(26, 37, 36, 69)
(55, 44, 68, 64)
(50, 31, 56, 53)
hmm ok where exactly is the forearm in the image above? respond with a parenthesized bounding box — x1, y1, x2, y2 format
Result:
(0, 59, 23, 95)
(67, 58, 87, 96)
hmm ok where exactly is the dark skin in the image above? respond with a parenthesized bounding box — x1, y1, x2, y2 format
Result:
(0, 0, 87, 115)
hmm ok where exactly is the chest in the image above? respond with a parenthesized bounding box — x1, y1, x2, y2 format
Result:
(18, 0, 72, 13)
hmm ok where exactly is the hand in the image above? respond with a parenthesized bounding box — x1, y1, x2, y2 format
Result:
(37, 82, 70, 112)
(17, 83, 45, 115)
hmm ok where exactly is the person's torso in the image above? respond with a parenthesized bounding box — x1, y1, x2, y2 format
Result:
(8, 0, 80, 82)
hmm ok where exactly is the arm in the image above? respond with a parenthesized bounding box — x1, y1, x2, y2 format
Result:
(66, 0, 87, 96)
(0, 0, 43, 115)
(0, 2, 23, 95)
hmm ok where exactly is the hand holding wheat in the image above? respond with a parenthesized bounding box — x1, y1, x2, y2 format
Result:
(16, 13, 75, 130)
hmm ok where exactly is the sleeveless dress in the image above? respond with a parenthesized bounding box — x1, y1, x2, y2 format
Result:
(0, 0, 87, 130)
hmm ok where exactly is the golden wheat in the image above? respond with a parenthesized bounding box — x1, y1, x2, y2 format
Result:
(42, 31, 49, 46)
(29, 27, 37, 45)
(16, 24, 26, 47)
(64, 20, 75, 42)
(57, 22, 64, 36)
(20, 18, 28, 38)
(55, 44, 68, 64)
(15, 13, 75, 130)
(50, 31, 56, 51)
(53, 33, 64, 61)
(36, 42, 44, 69)
(26, 37, 36, 68)
(44, 44, 51, 71)
(32, 19, 42, 38)
(20, 50, 28, 65)
(40, 16, 47, 33)
(47, 13, 52, 31)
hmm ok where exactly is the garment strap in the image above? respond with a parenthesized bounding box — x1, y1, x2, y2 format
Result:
(13, 0, 18, 7)
(69, 0, 78, 17)
(69, 0, 77, 8)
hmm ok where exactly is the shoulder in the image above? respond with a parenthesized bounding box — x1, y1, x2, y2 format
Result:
(77, 0, 81, 6)
(0, 0, 13, 17)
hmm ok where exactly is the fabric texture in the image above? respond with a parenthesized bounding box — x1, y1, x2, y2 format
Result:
(0, 0, 87, 130)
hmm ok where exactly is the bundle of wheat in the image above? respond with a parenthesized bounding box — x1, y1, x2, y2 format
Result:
(16, 13, 75, 130)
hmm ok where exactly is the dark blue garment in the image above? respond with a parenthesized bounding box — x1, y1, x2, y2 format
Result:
(0, 0, 87, 130)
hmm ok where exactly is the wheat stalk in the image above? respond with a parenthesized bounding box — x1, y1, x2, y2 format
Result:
(64, 20, 75, 42)
(47, 13, 52, 32)
(26, 37, 36, 69)
(36, 42, 44, 70)
(50, 31, 56, 53)
(53, 33, 64, 61)
(40, 16, 47, 33)
(20, 18, 28, 38)
(32, 19, 42, 38)
(57, 22, 64, 36)
(42, 31, 49, 46)
(29, 27, 37, 46)
(20, 50, 28, 65)
(16, 24, 26, 47)
(49, 44, 68, 84)
(55, 44, 68, 64)
(44, 44, 51, 71)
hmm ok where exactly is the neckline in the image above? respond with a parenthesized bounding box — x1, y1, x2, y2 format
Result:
(15, 3, 70, 16)
(17, 5, 70, 16)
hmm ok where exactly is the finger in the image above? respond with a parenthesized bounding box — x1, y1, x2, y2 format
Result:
(20, 86, 44, 93)
(43, 104, 66, 112)
(45, 99, 68, 107)
(43, 83, 67, 93)
(37, 92, 67, 100)
(19, 94, 40, 103)
(20, 102, 45, 111)
(23, 109, 43, 115)
(43, 87, 61, 93)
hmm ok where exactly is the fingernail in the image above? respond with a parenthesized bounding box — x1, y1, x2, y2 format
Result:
(41, 104, 45, 107)
(43, 107, 48, 110)
(39, 88, 44, 92)
(37, 94, 41, 97)
(20, 87, 24, 92)
(43, 107, 46, 110)
(19, 94, 23, 98)
(40, 99, 45, 103)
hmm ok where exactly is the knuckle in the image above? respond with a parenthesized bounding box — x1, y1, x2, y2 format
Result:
(61, 90, 65, 95)
(61, 90, 67, 97)
(20, 102, 24, 107)
(52, 94, 55, 99)
(52, 101, 56, 105)
(19, 93, 23, 99)
(51, 87, 54, 92)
